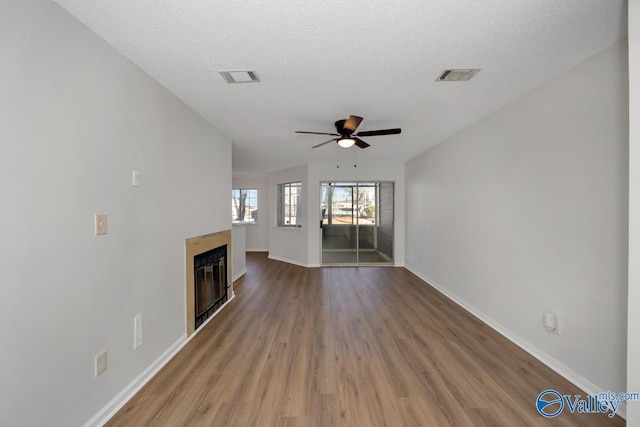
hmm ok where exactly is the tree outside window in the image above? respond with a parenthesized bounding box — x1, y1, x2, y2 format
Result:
(232, 188, 258, 224)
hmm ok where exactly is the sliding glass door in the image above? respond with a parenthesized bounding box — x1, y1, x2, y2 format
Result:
(320, 182, 394, 265)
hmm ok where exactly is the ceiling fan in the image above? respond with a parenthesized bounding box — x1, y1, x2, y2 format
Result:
(295, 115, 401, 149)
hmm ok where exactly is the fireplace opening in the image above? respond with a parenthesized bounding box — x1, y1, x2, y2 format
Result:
(194, 245, 227, 330)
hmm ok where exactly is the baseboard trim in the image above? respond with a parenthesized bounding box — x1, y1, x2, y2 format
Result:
(82, 336, 186, 427)
(403, 265, 626, 420)
(267, 254, 309, 268)
(84, 295, 236, 427)
(233, 268, 247, 282)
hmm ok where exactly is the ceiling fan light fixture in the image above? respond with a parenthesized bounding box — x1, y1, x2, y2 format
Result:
(337, 138, 356, 148)
(296, 115, 400, 150)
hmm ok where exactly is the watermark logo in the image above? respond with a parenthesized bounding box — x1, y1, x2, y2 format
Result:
(536, 389, 564, 418)
(536, 389, 639, 419)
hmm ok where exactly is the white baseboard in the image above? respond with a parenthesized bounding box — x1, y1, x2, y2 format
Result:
(233, 268, 247, 282)
(83, 336, 186, 427)
(247, 248, 269, 252)
(83, 295, 236, 427)
(403, 264, 626, 420)
(267, 254, 309, 268)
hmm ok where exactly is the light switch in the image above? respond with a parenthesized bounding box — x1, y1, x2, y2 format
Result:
(134, 313, 143, 349)
(132, 170, 141, 187)
(134, 313, 143, 331)
(95, 214, 108, 235)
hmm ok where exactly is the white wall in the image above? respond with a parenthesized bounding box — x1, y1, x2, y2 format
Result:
(628, 2, 640, 424)
(0, 1, 231, 425)
(267, 164, 309, 266)
(405, 39, 628, 400)
(307, 161, 406, 267)
(232, 175, 269, 251)
(232, 225, 247, 281)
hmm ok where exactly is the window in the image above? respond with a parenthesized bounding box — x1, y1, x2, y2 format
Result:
(321, 182, 377, 226)
(278, 182, 302, 227)
(232, 188, 258, 224)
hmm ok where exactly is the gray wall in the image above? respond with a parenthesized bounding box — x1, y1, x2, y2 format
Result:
(0, 0, 231, 425)
(232, 224, 247, 281)
(405, 39, 628, 400)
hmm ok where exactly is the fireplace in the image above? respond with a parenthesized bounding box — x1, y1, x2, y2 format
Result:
(185, 230, 233, 336)
(194, 245, 227, 330)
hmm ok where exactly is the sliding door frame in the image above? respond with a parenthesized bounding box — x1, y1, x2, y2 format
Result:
(320, 181, 394, 266)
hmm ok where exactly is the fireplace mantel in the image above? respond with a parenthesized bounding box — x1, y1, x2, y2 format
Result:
(185, 229, 232, 336)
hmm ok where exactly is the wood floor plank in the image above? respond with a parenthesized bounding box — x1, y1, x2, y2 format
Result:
(106, 253, 625, 426)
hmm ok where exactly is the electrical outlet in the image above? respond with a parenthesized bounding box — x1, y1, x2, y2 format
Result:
(543, 311, 560, 335)
(95, 350, 107, 377)
(134, 314, 143, 350)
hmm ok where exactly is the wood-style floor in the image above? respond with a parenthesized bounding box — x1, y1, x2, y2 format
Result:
(107, 252, 625, 426)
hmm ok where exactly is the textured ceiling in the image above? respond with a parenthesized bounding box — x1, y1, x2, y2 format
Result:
(53, 0, 627, 174)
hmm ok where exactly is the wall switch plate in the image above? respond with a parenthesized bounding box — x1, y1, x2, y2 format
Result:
(134, 314, 143, 350)
(543, 311, 560, 335)
(95, 350, 107, 377)
(95, 214, 108, 235)
(132, 170, 141, 187)
(134, 330, 143, 349)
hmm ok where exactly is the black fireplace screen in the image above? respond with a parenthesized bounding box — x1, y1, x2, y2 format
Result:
(194, 245, 227, 330)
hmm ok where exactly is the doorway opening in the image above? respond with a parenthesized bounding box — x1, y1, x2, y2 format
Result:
(320, 181, 394, 265)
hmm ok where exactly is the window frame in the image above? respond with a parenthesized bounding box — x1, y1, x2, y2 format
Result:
(277, 181, 302, 228)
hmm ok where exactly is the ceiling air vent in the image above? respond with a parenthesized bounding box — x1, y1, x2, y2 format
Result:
(437, 69, 480, 82)
(219, 70, 260, 84)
